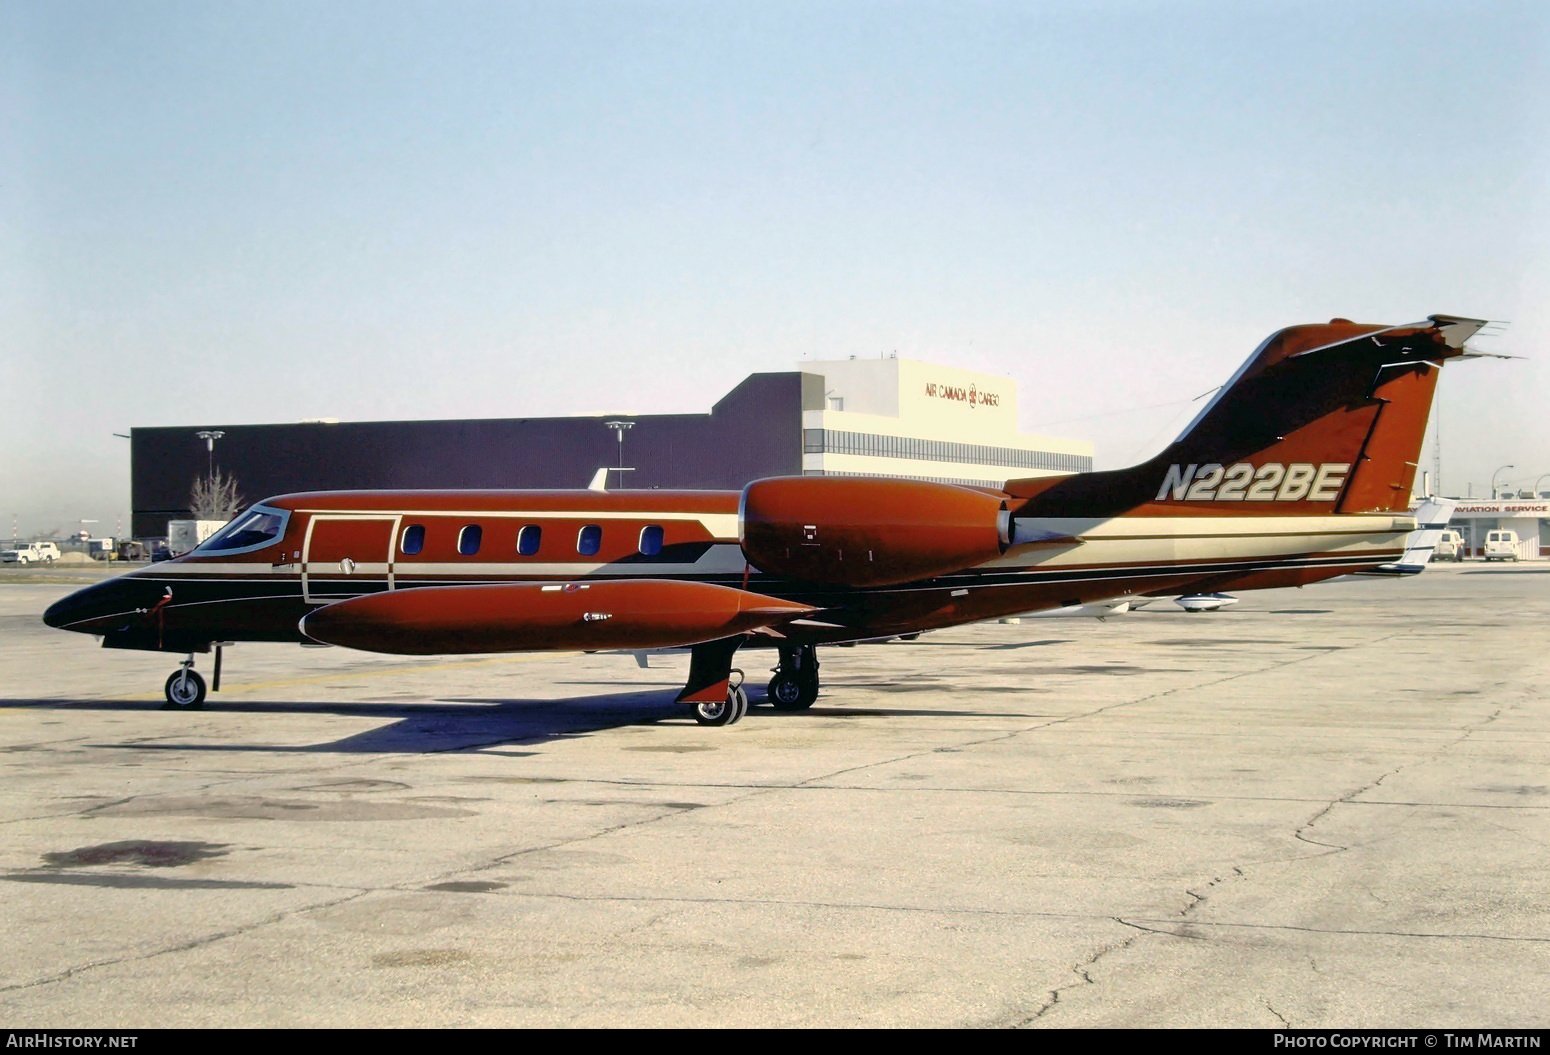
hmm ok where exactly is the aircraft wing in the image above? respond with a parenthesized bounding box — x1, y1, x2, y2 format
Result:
(300, 579, 818, 655)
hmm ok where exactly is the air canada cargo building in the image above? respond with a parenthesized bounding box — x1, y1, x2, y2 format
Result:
(129, 358, 1093, 538)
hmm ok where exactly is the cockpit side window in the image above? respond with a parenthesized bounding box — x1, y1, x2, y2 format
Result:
(195, 506, 291, 555)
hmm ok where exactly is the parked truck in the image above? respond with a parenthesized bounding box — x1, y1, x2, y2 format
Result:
(167, 520, 227, 557)
(1, 542, 60, 564)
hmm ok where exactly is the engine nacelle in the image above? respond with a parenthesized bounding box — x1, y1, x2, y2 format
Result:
(740, 476, 1008, 588)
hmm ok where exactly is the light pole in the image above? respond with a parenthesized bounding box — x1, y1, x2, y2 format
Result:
(195, 430, 225, 478)
(604, 421, 634, 486)
(1535, 473, 1549, 498)
(1491, 464, 1514, 499)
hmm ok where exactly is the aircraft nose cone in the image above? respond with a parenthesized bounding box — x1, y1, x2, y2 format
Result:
(42, 577, 148, 634)
(42, 590, 86, 630)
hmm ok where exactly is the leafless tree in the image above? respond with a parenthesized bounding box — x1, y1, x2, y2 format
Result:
(190, 468, 244, 521)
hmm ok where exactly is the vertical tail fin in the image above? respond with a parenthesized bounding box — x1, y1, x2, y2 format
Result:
(1007, 315, 1488, 518)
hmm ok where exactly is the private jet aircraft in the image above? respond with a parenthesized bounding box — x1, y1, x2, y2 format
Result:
(45, 314, 1489, 726)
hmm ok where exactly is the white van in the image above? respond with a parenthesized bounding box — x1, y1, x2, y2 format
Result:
(1433, 529, 1465, 562)
(1483, 530, 1520, 562)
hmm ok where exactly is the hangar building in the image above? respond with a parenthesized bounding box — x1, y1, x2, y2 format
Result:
(128, 358, 1093, 538)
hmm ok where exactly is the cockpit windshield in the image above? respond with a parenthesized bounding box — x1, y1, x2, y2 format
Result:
(195, 506, 290, 555)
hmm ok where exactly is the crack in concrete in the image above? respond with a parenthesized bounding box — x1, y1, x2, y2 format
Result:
(1003, 866, 1250, 1025)
(1013, 928, 1141, 1027)
(993, 632, 1533, 1029)
(1110, 916, 1550, 944)
(1294, 700, 1512, 854)
(0, 888, 373, 995)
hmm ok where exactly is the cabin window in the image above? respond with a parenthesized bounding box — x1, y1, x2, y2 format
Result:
(638, 525, 664, 556)
(458, 525, 482, 556)
(577, 524, 602, 556)
(401, 524, 425, 555)
(517, 524, 541, 556)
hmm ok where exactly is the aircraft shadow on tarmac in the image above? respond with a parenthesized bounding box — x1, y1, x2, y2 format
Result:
(2, 690, 1042, 752)
(2, 691, 681, 752)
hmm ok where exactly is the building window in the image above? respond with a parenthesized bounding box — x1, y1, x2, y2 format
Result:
(401, 524, 425, 555)
(517, 525, 541, 556)
(577, 524, 602, 556)
(638, 525, 664, 556)
(805, 428, 1092, 473)
(458, 525, 482, 556)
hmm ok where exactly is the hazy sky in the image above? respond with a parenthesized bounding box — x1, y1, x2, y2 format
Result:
(4, 1, 1547, 537)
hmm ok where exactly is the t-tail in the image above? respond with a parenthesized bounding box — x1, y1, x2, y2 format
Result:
(1005, 315, 1488, 519)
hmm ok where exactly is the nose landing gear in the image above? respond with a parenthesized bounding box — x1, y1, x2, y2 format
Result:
(162, 645, 221, 709)
(163, 658, 206, 709)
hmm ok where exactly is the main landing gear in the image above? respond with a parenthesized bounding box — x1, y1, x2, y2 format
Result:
(677, 641, 823, 726)
(766, 645, 819, 711)
(677, 637, 750, 727)
(162, 646, 222, 710)
(692, 669, 749, 727)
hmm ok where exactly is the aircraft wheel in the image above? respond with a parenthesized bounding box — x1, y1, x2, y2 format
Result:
(767, 672, 803, 708)
(694, 683, 751, 726)
(767, 671, 818, 711)
(163, 668, 207, 709)
(694, 695, 736, 727)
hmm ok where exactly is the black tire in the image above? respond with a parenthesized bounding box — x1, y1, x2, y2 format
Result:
(766, 671, 818, 711)
(695, 685, 751, 726)
(163, 669, 207, 709)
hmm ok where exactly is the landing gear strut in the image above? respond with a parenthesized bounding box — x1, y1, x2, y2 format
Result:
(766, 645, 819, 710)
